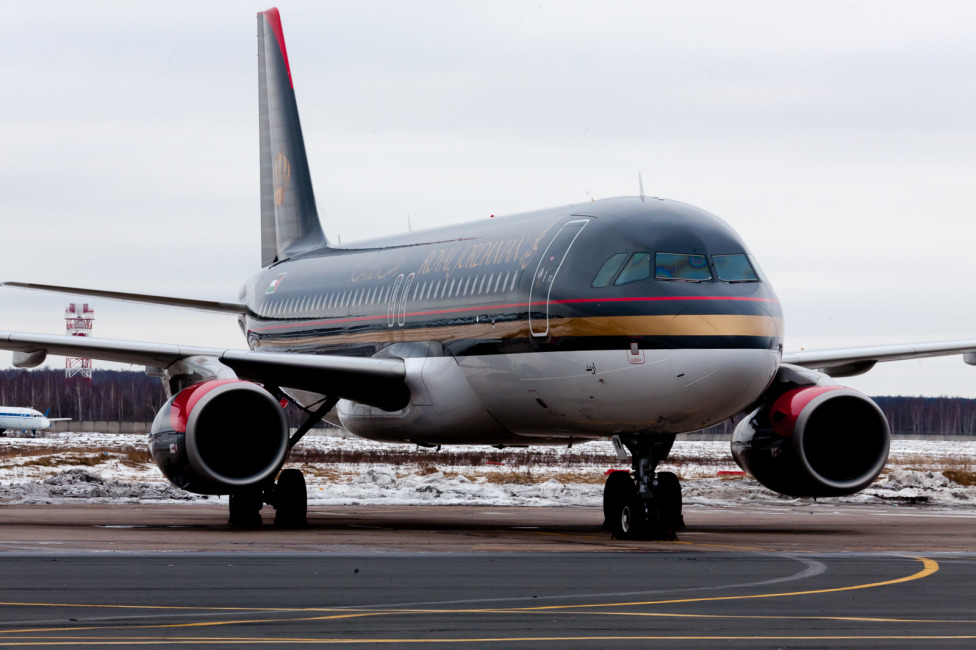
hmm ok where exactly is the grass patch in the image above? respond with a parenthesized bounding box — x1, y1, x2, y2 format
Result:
(943, 469, 976, 486)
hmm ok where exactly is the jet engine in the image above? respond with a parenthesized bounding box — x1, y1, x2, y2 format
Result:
(731, 385, 890, 497)
(148, 379, 289, 494)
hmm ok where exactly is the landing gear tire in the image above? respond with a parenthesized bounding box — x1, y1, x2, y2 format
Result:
(274, 468, 308, 529)
(605, 470, 682, 540)
(603, 471, 635, 528)
(228, 490, 263, 528)
(613, 496, 648, 540)
(653, 471, 684, 533)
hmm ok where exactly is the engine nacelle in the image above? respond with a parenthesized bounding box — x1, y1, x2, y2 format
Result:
(148, 379, 289, 494)
(731, 385, 890, 497)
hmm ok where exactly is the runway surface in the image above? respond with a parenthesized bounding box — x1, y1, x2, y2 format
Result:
(0, 503, 973, 646)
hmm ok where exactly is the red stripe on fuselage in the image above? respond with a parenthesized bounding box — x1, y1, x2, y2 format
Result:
(250, 295, 780, 332)
(260, 8, 293, 89)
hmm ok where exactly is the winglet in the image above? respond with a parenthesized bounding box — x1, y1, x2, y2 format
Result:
(258, 8, 328, 267)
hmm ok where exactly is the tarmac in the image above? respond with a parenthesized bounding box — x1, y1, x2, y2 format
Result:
(0, 503, 973, 647)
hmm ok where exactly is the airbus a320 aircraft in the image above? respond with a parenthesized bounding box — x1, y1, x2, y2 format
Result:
(2, 8, 975, 537)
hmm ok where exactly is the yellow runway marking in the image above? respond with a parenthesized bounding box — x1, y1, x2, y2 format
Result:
(0, 634, 975, 645)
(0, 555, 946, 644)
(490, 555, 938, 611)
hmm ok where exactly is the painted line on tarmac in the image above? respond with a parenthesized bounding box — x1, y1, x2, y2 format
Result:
(0, 634, 975, 645)
(463, 554, 939, 612)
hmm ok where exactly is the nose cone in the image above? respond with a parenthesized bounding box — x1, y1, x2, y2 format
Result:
(39, 418, 51, 429)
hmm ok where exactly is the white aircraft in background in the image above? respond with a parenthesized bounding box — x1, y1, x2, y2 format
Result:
(0, 407, 70, 436)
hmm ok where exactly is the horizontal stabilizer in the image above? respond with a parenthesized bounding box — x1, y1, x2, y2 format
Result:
(2, 282, 250, 315)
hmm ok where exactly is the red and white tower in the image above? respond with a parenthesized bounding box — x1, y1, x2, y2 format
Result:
(65, 302, 94, 381)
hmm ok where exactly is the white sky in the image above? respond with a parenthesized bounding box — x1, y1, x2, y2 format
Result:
(2, 0, 976, 397)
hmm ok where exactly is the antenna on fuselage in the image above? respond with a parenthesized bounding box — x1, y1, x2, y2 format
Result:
(638, 172, 646, 203)
(407, 214, 413, 233)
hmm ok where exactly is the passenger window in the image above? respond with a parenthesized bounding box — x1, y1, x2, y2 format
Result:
(713, 254, 759, 282)
(614, 253, 651, 285)
(592, 253, 628, 287)
(655, 253, 711, 282)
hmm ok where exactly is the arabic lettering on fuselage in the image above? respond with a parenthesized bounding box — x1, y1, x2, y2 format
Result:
(418, 233, 547, 278)
(345, 224, 556, 285)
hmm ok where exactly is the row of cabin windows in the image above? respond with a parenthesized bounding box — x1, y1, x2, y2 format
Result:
(264, 269, 520, 319)
(592, 252, 761, 287)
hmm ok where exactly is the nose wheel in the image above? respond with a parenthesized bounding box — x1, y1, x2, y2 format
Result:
(604, 435, 684, 540)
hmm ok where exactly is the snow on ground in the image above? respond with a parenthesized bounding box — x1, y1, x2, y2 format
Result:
(0, 432, 974, 510)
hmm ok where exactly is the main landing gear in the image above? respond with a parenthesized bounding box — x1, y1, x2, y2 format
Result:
(603, 434, 685, 540)
(226, 394, 338, 529)
(227, 468, 309, 529)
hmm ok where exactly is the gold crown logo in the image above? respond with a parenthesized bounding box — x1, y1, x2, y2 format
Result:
(273, 149, 291, 206)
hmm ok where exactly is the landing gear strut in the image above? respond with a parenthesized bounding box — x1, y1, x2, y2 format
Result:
(603, 435, 684, 540)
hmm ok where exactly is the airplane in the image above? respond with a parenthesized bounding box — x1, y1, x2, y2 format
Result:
(0, 407, 70, 437)
(1, 7, 976, 536)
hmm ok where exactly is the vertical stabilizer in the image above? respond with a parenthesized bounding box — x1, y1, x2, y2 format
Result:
(258, 8, 328, 267)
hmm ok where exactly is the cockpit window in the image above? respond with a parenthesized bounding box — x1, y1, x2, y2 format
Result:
(655, 253, 711, 282)
(614, 253, 651, 285)
(713, 253, 759, 282)
(591, 253, 628, 287)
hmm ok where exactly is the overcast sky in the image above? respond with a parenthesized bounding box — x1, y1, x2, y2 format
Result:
(2, 1, 976, 397)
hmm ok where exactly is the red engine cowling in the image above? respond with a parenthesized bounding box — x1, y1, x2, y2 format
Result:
(731, 385, 890, 497)
(148, 379, 289, 494)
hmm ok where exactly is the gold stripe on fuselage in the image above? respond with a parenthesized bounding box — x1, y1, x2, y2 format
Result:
(250, 315, 783, 351)
(550, 314, 784, 339)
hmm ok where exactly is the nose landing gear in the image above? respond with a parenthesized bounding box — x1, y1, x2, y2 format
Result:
(604, 434, 684, 540)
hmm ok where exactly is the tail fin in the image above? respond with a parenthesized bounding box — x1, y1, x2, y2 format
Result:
(257, 8, 328, 267)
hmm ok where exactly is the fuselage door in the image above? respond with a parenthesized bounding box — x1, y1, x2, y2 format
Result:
(528, 219, 588, 336)
(397, 273, 415, 326)
(387, 274, 405, 327)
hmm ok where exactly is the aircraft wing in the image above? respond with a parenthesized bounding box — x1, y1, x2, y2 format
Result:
(1, 282, 250, 315)
(0, 331, 409, 411)
(781, 340, 976, 377)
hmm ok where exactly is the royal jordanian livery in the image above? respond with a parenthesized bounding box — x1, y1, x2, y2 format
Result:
(2, 8, 976, 537)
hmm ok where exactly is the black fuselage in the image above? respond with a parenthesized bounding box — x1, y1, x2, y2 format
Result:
(239, 197, 783, 363)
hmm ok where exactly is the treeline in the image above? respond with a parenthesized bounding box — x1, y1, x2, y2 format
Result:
(2, 369, 976, 435)
(699, 395, 976, 436)
(0, 369, 309, 426)
(873, 396, 976, 436)
(0, 369, 164, 422)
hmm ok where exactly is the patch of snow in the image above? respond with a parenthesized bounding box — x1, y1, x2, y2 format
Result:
(1, 433, 975, 510)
